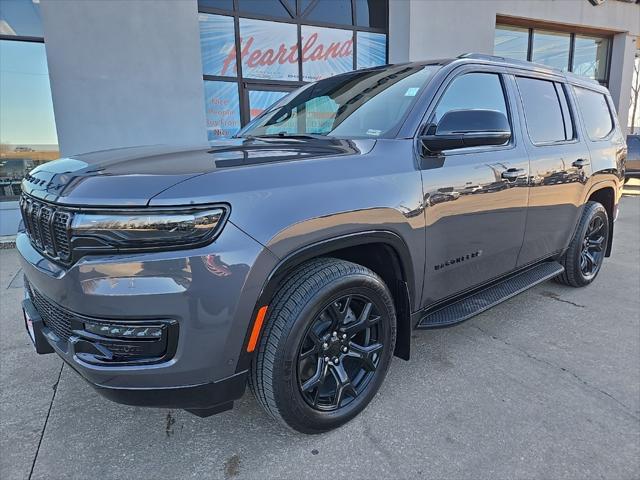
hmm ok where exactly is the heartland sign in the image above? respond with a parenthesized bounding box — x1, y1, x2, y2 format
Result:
(221, 31, 354, 79)
(199, 15, 356, 81)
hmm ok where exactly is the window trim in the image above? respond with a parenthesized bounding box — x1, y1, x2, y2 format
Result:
(198, 0, 389, 133)
(515, 75, 580, 148)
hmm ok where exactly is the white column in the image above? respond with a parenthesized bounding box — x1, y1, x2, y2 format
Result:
(39, 0, 208, 156)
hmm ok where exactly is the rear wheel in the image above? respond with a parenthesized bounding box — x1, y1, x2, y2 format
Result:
(249, 258, 396, 433)
(556, 201, 609, 287)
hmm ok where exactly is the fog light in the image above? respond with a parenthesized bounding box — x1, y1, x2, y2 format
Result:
(84, 322, 164, 339)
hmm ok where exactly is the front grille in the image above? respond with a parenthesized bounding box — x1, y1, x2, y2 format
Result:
(26, 282, 73, 341)
(20, 195, 72, 263)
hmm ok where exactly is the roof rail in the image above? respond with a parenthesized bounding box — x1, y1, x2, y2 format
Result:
(458, 53, 602, 86)
(457, 52, 562, 74)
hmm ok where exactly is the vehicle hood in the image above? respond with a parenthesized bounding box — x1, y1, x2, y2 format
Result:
(22, 139, 375, 206)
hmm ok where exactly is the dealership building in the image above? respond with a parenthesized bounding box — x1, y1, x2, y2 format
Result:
(1, 0, 639, 234)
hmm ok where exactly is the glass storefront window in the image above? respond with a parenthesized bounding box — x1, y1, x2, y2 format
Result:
(304, 0, 352, 25)
(0, 0, 43, 37)
(199, 13, 236, 77)
(0, 40, 59, 201)
(197, 1, 388, 142)
(203, 81, 241, 139)
(198, 0, 234, 11)
(572, 35, 609, 82)
(301, 25, 353, 81)
(494, 25, 529, 61)
(531, 30, 570, 71)
(494, 24, 612, 86)
(357, 31, 387, 69)
(355, 0, 387, 29)
(238, 0, 293, 18)
(239, 18, 299, 81)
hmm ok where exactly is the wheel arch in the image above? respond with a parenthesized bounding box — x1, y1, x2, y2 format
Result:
(584, 182, 617, 257)
(237, 231, 415, 372)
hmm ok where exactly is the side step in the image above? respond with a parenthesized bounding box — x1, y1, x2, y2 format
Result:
(417, 261, 564, 329)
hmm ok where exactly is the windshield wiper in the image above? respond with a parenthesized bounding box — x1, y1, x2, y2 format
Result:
(242, 132, 329, 140)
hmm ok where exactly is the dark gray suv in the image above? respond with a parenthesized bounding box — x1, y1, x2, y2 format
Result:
(17, 55, 626, 433)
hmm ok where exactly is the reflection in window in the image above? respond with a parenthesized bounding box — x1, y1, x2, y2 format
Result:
(239, 18, 299, 81)
(301, 25, 353, 81)
(248, 90, 289, 120)
(357, 32, 387, 69)
(572, 35, 609, 82)
(0, 0, 43, 37)
(197, 0, 234, 11)
(574, 87, 613, 140)
(240, 65, 439, 138)
(199, 13, 236, 77)
(355, 0, 388, 29)
(0, 40, 59, 201)
(532, 30, 570, 71)
(494, 25, 528, 61)
(434, 73, 508, 124)
(304, 0, 352, 25)
(203, 81, 241, 140)
(238, 0, 292, 18)
(517, 77, 567, 144)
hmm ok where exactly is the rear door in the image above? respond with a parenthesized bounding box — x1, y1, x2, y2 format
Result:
(514, 75, 592, 266)
(420, 67, 530, 306)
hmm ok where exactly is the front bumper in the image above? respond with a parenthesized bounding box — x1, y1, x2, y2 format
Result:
(17, 221, 278, 413)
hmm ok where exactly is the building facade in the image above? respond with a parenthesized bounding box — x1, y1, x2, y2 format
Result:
(1, 0, 639, 234)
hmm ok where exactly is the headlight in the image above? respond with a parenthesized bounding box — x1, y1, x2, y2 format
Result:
(70, 207, 227, 251)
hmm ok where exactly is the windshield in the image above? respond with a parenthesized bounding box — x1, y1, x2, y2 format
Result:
(237, 64, 440, 139)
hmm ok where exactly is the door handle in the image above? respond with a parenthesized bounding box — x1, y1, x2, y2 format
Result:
(501, 168, 525, 180)
(572, 158, 590, 168)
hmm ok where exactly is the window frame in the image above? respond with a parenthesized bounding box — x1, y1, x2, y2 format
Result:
(515, 75, 578, 147)
(198, 0, 389, 134)
(420, 67, 516, 155)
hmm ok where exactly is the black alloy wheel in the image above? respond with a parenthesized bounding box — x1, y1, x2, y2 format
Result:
(579, 213, 607, 279)
(556, 201, 609, 287)
(249, 258, 396, 433)
(297, 294, 383, 411)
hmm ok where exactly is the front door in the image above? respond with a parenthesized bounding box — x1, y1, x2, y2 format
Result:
(420, 69, 530, 306)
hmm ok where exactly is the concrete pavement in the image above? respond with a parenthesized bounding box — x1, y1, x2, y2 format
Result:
(1, 195, 638, 480)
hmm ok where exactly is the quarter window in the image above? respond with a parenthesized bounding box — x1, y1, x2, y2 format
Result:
(574, 87, 613, 141)
(433, 73, 509, 127)
(516, 77, 569, 144)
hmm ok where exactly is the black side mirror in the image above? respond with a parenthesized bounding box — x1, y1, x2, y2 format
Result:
(420, 109, 511, 154)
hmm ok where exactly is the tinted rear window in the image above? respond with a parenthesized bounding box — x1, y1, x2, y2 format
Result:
(574, 87, 614, 140)
(516, 76, 569, 144)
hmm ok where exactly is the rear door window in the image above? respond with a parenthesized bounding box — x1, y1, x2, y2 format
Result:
(574, 87, 614, 140)
(516, 76, 570, 144)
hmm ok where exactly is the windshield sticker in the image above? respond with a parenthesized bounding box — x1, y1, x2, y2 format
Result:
(404, 87, 420, 97)
(366, 129, 382, 136)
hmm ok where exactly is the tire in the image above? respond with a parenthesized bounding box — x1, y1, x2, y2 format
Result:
(249, 257, 396, 433)
(555, 201, 609, 287)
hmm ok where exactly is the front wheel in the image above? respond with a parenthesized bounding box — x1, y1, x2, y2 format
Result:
(249, 258, 396, 433)
(556, 201, 609, 287)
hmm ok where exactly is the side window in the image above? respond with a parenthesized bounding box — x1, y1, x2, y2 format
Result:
(516, 76, 569, 144)
(574, 87, 614, 141)
(433, 72, 510, 128)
